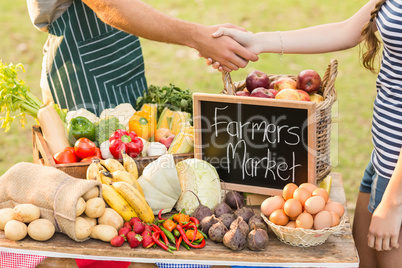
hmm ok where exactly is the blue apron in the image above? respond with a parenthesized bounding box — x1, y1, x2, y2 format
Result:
(45, 0, 147, 116)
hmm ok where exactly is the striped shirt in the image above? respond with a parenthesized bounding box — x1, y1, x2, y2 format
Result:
(372, 0, 402, 179)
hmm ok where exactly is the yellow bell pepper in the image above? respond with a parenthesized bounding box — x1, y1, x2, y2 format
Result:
(128, 110, 157, 140)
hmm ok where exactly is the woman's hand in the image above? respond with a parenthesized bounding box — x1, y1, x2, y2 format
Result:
(212, 27, 262, 55)
(368, 199, 401, 251)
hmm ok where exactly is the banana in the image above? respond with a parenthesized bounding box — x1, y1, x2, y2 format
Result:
(111, 170, 145, 196)
(100, 158, 125, 173)
(122, 150, 139, 180)
(112, 181, 155, 223)
(101, 183, 138, 221)
(86, 161, 101, 181)
(99, 171, 113, 185)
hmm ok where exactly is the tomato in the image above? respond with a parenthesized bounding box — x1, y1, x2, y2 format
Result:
(53, 148, 77, 164)
(74, 137, 96, 159)
(94, 147, 102, 158)
(80, 155, 99, 162)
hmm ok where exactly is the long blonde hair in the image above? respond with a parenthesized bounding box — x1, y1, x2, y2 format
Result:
(360, 0, 387, 73)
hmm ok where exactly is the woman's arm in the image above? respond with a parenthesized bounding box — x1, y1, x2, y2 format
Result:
(212, 0, 378, 55)
(82, 0, 258, 71)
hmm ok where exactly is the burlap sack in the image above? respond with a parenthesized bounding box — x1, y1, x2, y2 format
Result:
(0, 162, 102, 242)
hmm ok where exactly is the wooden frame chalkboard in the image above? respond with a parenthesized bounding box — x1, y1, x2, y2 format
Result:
(193, 93, 317, 196)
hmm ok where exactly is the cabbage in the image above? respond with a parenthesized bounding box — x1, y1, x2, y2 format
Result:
(175, 158, 221, 215)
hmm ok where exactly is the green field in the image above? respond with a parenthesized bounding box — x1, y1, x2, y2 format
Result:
(0, 0, 376, 220)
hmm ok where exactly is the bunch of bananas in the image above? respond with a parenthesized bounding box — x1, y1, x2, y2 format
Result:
(86, 151, 155, 223)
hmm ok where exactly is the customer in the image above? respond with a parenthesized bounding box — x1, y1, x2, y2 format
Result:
(210, 0, 401, 267)
(26, 0, 258, 115)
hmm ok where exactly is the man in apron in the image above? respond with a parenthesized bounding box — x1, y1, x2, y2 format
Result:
(26, 0, 258, 116)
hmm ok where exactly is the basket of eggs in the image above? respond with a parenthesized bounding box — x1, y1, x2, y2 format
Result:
(260, 182, 346, 247)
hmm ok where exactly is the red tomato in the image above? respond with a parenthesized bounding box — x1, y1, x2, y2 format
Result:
(94, 147, 102, 159)
(74, 138, 96, 159)
(80, 155, 99, 162)
(54, 149, 77, 164)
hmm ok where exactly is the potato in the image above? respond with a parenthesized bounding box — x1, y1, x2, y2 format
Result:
(4, 220, 28, 241)
(28, 219, 55, 241)
(97, 208, 124, 230)
(13, 204, 41, 223)
(81, 215, 97, 228)
(76, 197, 86, 216)
(85, 197, 106, 218)
(75, 216, 93, 240)
(90, 224, 118, 242)
(82, 187, 100, 201)
(0, 208, 14, 230)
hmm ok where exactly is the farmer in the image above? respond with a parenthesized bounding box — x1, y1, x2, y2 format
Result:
(209, 0, 401, 267)
(26, 0, 258, 116)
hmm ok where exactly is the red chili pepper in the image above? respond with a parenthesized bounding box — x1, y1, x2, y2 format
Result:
(176, 225, 205, 249)
(189, 223, 198, 243)
(152, 224, 162, 233)
(145, 241, 155, 248)
(176, 236, 182, 251)
(189, 217, 199, 226)
(159, 229, 170, 246)
(158, 209, 167, 221)
(152, 231, 172, 253)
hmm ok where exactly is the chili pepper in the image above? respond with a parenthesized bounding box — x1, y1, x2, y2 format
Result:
(159, 229, 170, 245)
(197, 229, 208, 239)
(162, 219, 177, 232)
(67, 116, 96, 142)
(158, 209, 167, 221)
(152, 231, 172, 253)
(185, 229, 203, 242)
(184, 223, 199, 243)
(193, 238, 204, 245)
(176, 225, 205, 249)
(176, 236, 182, 251)
(181, 240, 190, 250)
(152, 224, 161, 233)
(160, 225, 176, 244)
(181, 222, 191, 229)
(109, 129, 143, 159)
(173, 229, 180, 237)
(145, 241, 155, 248)
(189, 217, 199, 226)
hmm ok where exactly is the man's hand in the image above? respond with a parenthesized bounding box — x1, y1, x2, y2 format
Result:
(194, 23, 258, 72)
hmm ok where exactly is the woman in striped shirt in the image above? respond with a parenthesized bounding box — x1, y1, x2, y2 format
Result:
(210, 1, 401, 267)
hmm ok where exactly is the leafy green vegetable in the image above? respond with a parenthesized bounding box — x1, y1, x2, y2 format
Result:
(95, 115, 125, 145)
(136, 84, 193, 117)
(0, 61, 43, 132)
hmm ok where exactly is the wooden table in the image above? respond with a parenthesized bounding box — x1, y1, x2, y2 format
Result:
(0, 173, 359, 268)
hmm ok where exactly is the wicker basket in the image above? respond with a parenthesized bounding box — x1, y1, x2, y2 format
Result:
(221, 59, 338, 181)
(261, 213, 346, 247)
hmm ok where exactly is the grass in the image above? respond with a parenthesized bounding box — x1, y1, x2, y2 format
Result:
(0, 0, 374, 220)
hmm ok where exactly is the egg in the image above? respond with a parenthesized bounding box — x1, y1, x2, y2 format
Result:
(324, 201, 345, 218)
(295, 212, 314, 229)
(304, 195, 326, 215)
(261, 196, 285, 217)
(283, 199, 302, 218)
(330, 211, 340, 227)
(269, 209, 289, 226)
(299, 183, 318, 194)
(313, 210, 333, 230)
(283, 183, 298, 200)
(285, 221, 296, 228)
(312, 188, 329, 203)
(293, 187, 311, 208)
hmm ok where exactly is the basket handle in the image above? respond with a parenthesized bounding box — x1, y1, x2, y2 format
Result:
(221, 71, 237, 95)
(321, 59, 338, 100)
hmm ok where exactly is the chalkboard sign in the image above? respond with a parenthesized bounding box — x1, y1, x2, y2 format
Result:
(193, 93, 317, 196)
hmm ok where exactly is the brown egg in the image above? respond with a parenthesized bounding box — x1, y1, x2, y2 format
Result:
(269, 209, 289, 226)
(330, 211, 340, 227)
(324, 201, 345, 218)
(304, 196, 326, 215)
(283, 183, 298, 200)
(312, 188, 329, 203)
(261, 196, 285, 217)
(285, 221, 296, 228)
(295, 212, 314, 229)
(299, 183, 318, 194)
(313, 210, 333, 230)
(293, 187, 311, 208)
(283, 199, 302, 218)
